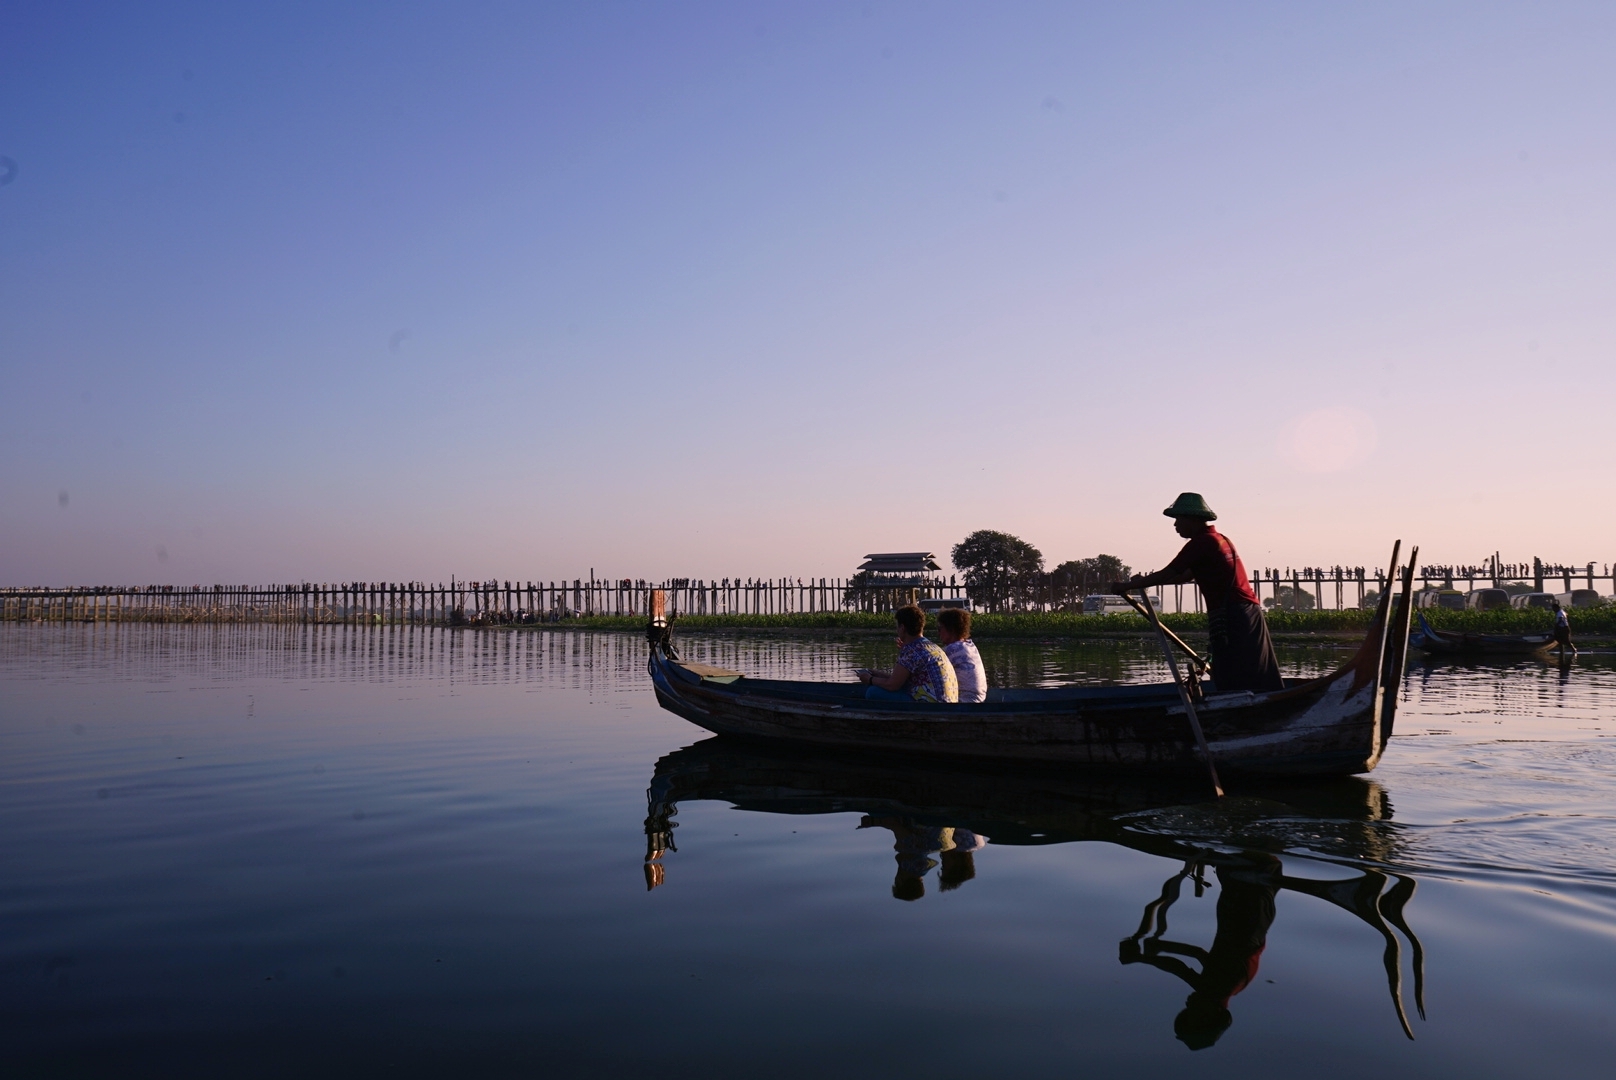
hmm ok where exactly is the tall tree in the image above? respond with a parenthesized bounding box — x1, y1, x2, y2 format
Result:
(1049, 555, 1132, 604)
(1264, 585, 1316, 612)
(952, 531, 1044, 613)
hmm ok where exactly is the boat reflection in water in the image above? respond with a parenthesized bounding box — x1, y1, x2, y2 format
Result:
(643, 737, 1426, 1049)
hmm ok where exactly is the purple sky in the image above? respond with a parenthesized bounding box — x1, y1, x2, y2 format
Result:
(4, 2, 1614, 586)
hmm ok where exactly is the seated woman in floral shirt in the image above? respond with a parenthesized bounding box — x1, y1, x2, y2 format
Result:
(857, 604, 959, 703)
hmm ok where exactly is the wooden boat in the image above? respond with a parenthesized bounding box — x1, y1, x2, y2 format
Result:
(1407, 612, 1554, 656)
(646, 545, 1420, 778)
(642, 737, 1425, 1039)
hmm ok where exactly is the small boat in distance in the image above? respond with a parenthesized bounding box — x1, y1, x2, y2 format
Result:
(1408, 612, 1554, 656)
(645, 545, 1420, 778)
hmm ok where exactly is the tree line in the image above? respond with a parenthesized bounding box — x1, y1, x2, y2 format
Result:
(950, 530, 1131, 613)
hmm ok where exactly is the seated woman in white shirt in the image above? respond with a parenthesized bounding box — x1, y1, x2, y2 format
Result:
(936, 607, 987, 703)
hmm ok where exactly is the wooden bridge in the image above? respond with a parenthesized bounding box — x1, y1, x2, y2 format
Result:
(2, 557, 1610, 624)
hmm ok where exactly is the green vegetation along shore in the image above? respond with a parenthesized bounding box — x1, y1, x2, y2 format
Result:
(509, 605, 1616, 641)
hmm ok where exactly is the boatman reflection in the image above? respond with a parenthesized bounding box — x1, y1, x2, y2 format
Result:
(1119, 855, 1282, 1050)
(1114, 493, 1283, 693)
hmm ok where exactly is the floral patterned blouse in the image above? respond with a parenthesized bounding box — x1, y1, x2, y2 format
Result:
(897, 637, 959, 703)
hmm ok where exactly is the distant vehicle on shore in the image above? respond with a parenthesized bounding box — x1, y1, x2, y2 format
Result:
(1081, 594, 1137, 615)
(1417, 589, 1466, 610)
(1466, 588, 1511, 611)
(1510, 592, 1557, 611)
(916, 597, 972, 614)
(1556, 589, 1605, 608)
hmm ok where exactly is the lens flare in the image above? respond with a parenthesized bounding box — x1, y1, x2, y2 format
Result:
(1279, 407, 1377, 473)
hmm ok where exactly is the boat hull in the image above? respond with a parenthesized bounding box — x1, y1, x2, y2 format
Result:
(1409, 613, 1553, 655)
(653, 664, 1383, 776)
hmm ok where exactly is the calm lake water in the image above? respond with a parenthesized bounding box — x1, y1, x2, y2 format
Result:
(3, 624, 1615, 1078)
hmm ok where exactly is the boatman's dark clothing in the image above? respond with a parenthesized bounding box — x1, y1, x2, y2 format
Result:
(1140, 527, 1283, 693)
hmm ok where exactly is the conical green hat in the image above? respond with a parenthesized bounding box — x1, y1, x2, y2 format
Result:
(1163, 492, 1216, 520)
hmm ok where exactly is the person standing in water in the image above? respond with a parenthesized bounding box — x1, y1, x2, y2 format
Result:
(1115, 493, 1283, 693)
(1552, 599, 1577, 656)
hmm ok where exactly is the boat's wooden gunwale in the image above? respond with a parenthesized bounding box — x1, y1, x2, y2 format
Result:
(682, 668, 1331, 709)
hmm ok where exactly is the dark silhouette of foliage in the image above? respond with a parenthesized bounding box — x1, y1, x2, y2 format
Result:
(1264, 585, 1317, 612)
(1049, 555, 1132, 605)
(952, 530, 1044, 612)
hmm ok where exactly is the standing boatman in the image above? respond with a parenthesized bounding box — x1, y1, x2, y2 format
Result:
(1551, 599, 1577, 657)
(1113, 493, 1283, 693)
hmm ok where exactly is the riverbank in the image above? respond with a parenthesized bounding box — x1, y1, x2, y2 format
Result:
(504, 606, 1616, 642)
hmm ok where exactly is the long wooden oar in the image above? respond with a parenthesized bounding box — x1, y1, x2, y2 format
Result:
(1118, 592, 1208, 677)
(1134, 589, 1223, 798)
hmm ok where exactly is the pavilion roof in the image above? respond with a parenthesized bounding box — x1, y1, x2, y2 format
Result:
(857, 552, 942, 574)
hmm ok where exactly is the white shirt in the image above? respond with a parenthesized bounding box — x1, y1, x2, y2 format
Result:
(943, 639, 987, 703)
